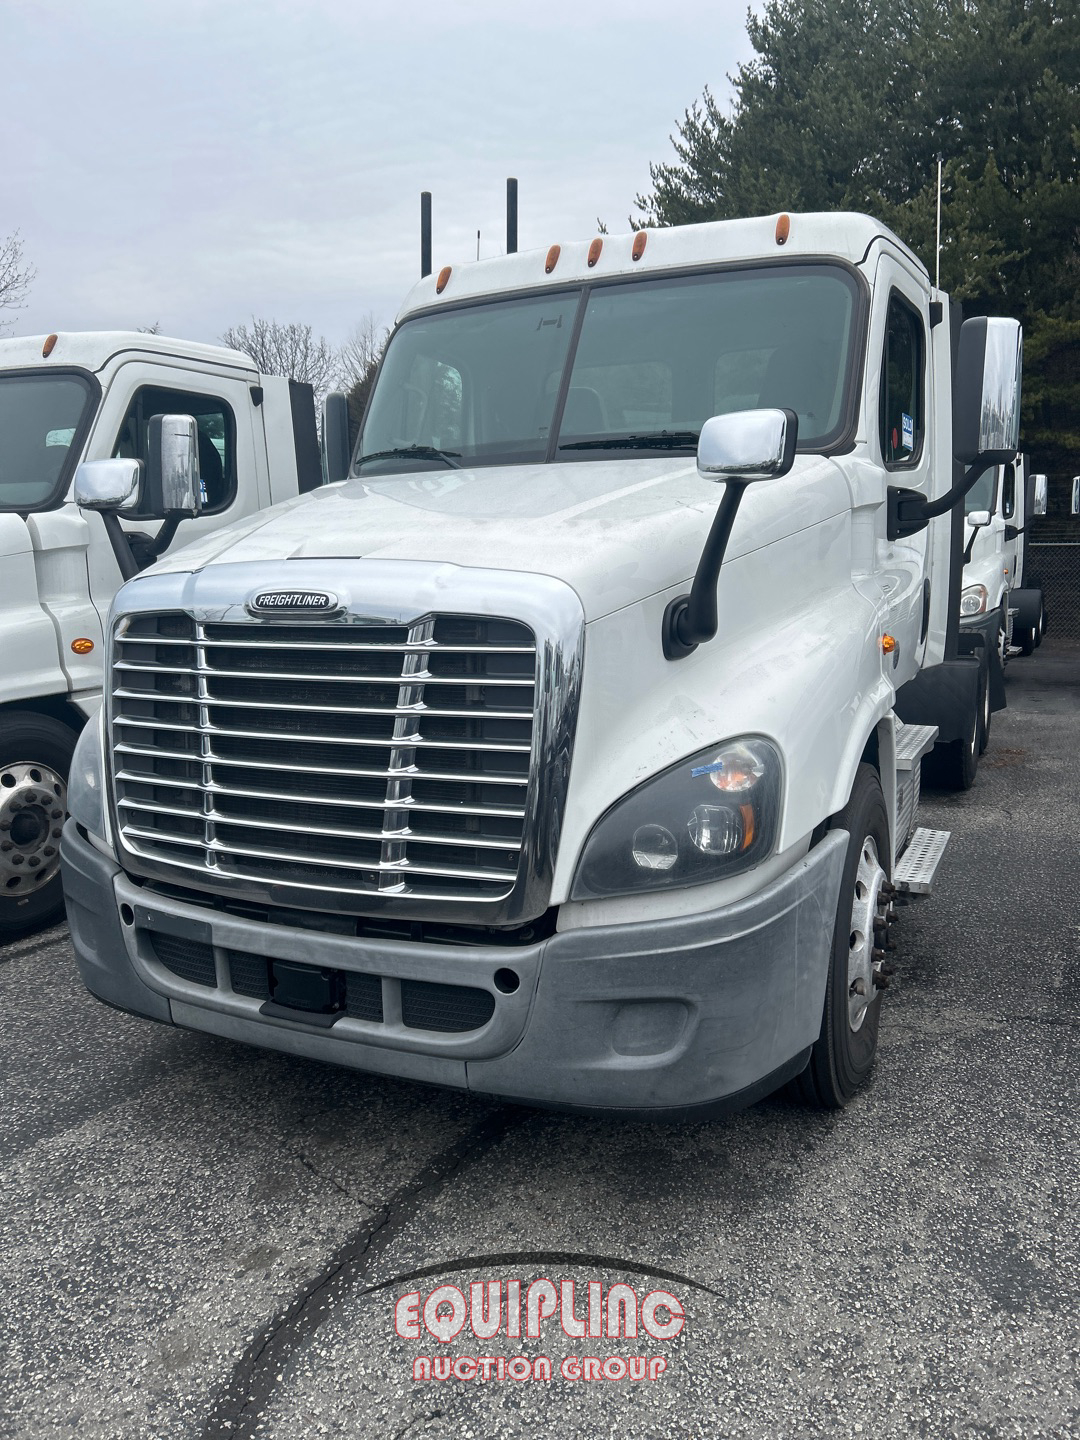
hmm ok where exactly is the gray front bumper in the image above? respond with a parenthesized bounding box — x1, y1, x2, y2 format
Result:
(62, 821, 847, 1116)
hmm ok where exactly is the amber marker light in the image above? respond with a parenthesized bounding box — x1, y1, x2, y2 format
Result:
(435, 266, 452, 294)
(71, 638, 94, 655)
(632, 232, 648, 261)
(587, 238, 603, 268)
(544, 244, 561, 274)
(882, 634, 897, 654)
(42, 333, 58, 357)
(775, 214, 790, 246)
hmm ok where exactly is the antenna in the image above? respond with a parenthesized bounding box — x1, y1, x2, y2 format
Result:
(935, 153, 943, 292)
(477, 230, 480, 262)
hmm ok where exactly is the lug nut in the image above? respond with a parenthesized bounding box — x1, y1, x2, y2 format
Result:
(873, 971, 891, 989)
(872, 947, 887, 961)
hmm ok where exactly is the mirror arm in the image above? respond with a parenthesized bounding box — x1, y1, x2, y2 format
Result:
(962, 524, 983, 565)
(140, 512, 184, 563)
(888, 457, 995, 541)
(100, 511, 141, 582)
(662, 479, 750, 661)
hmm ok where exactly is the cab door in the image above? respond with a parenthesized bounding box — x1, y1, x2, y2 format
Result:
(866, 255, 933, 690)
(83, 360, 270, 615)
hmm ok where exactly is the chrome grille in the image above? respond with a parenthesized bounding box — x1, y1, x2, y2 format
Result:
(109, 612, 537, 907)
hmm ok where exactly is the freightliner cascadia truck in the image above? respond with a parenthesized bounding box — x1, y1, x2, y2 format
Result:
(61, 212, 1022, 1113)
(0, 331, 320, 937)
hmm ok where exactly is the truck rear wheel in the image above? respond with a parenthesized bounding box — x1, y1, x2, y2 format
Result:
(796, 764, 890, 1109)
(0, 713, 77, 941)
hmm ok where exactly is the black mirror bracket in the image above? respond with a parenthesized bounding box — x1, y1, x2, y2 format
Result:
(663, 479, 750, 660)
(888, 456, 995, 542)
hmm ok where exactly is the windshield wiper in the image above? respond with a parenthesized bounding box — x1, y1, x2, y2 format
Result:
(559, 430, 699, 452)
(356, 445, 462, 469)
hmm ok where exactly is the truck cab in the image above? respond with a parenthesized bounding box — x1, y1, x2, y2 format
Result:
(61, 215, 1022, 1114)
(0, 331, 319, 936)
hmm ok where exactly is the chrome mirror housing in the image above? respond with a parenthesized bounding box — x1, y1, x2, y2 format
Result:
(148, 414, 203, 516)
(697, 407, 798, 480)
(954, 317, 1023, 464)
(967, 509, 991, 528)
(73, 458, 142, 513)
(1072, 477, 1080, 517)
(1031, 473, 1048, 517)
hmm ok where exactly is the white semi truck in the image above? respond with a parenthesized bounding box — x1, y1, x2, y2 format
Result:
(0, 331, 320, 937)
(961, 453, 1047, 670)
(61, 213, 1022, 1114)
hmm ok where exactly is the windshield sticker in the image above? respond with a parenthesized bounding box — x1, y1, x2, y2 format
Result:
(46, 428, 76, 447)
(901, 412, 914, 451)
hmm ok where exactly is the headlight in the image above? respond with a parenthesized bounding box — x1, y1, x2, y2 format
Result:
(68, 710, 107, 842)
(570, 737, 782, 900)
(960, 584, 988, 617)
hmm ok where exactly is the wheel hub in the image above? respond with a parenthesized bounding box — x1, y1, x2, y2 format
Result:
(847, 834, 889, 1031)
(0, 762, 67, 898)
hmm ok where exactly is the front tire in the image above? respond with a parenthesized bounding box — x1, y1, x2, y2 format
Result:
(923, 663, 982, 791)
(797, 763, 891, 1109)
(0, 713, 78, 941)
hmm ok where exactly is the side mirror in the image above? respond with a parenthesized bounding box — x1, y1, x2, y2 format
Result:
(665, 408, 799, 659)
(966, 509, 991, 528)
(1072, 477, 1080, 517)
(954, 317, 1023, 465)
(146, 414, 203, 517)
(697, 407, 798, 480)
(1031, 474, 1048, 517)
(323, 391, 351, 484)
(74, 458, 142, 513)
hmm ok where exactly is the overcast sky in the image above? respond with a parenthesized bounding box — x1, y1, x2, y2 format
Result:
(5, 0, 754, 349)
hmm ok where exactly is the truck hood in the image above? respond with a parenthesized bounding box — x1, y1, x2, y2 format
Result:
(152, 454, 846, 622)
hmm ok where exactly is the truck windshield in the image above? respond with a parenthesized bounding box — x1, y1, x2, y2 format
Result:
(355, 264, 860, 473)
(0, 372, 97, 510)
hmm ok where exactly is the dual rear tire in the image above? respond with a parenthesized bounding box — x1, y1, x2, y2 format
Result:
(0, 713, 77, 942)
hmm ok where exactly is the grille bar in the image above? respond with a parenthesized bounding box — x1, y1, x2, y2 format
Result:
(111, 611, 538, 906)
(113, 742, 531, 786)
(113, 771, 527, 818)
(117, 797, 525, 851)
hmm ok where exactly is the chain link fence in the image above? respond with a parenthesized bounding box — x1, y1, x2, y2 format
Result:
(1029, 516, 1080, 642)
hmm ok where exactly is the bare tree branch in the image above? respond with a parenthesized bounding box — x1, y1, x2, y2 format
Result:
(339, 313, 389, 443)
(220, 318, 340, 407)
(0, 231, 36, 333)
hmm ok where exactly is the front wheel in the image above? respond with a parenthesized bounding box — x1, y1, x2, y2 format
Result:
(923, 662, 983, 791)
(796, 763, 891, 1109)
(0, 713, 78, 941)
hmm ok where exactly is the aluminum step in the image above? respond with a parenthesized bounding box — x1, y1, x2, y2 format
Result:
(894, 826, 950, 895)
(895, 721, 939, 770)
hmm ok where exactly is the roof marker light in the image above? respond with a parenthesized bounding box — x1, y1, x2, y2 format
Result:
(775, 214, 790, 245)
(632, 232, 647, 261)
(587, 238, 603, 268)
(545, 245, 561, 274)
(42, 334, 58, 357)
(436, 266, 452, 294)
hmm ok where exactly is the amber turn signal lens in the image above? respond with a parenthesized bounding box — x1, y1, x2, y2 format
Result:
(71, 637, 94, 654)
(435, 266, 452, 294)
(587, 237, 603, 268)
(42, 333, 58, 357)
(775, 214, 790, 245)
(882, 634, 897, 654)
(632, 232, 647, 261)
(544, 245, 561, 274)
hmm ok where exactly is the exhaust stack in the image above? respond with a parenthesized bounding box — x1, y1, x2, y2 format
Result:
(421, 191, 432, 278)
(506, 177, 518, 255)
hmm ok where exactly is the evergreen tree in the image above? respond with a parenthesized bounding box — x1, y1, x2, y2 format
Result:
(636, 0, 1080, 482)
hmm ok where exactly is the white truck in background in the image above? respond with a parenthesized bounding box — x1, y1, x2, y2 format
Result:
(961, 453, 1048, 720)
(63, 211, 1022, 1115)
(0, 331, 321, 938)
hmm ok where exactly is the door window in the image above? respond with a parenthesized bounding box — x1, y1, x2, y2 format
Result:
(879, 295, 925, 467)
(114, 385, 235, 513)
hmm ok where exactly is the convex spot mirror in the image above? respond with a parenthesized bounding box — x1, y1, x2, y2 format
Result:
(954, 317, 1023, 465)
(967, 509, 992, 528)
(697, 407, 798, 481)
(74, 458, 142, 513)
(146, 414, 203, 516)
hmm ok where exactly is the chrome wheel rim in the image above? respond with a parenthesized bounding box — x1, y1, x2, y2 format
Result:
(0, 762, 67, 899)
(847, 834, 887, 1032)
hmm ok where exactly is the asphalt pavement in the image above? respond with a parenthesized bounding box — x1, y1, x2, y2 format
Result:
(1, 646, 1077, 1440)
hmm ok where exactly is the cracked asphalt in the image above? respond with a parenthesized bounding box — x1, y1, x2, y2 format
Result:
(1, 646, 1077, 1440)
